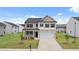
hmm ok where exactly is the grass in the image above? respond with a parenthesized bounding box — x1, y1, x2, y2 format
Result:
(0, 33, 39, 49)
(56, 32, 79, 49)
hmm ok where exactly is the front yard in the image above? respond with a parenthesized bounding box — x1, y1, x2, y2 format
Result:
(0, 33, 39, 49)
(56, 32, 79, 49)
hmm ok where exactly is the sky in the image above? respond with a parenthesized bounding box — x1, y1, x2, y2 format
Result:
(0, 7, 79, 24)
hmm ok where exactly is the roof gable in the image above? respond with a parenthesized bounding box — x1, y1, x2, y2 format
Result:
(25, 15, 57, 23)
(42, 15, 57, 23)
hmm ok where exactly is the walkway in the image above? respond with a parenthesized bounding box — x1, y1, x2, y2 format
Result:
(38, 38, 62, 51)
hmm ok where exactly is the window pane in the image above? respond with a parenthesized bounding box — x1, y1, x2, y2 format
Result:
(27, 24, 29, 27)
(51, 24, 55, 27)
(30, 24, 33, 27)
(36, 24, 38, 27)
(45, 24, 49, 28)
(30, 31, 33, 35)
(26, 31, 33, 35)
(26, 31, 29, 35)
(40, 24, 43, 27)
(27, 24, 33, 27)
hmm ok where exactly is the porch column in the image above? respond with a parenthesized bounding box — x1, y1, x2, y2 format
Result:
(33, 30, 35, 37)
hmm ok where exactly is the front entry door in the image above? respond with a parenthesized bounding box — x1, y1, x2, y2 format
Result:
(35, 31, 38, 38)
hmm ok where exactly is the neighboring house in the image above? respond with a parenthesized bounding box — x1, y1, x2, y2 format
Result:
(0, 22, 6, 36)
(3, 22, 19, 34)
(18, 24, 25, 32)
(56, 24, 66, 33)
(23, 15, 57, 40)
(67, 17, 79, 37)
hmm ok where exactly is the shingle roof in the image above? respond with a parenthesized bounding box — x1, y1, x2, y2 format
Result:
(4, 22, 19, 27)
(56, 24, 66, 28)
(25, 18, 42, 23)
(0, 22, 6, 26)
(25, 16, 57, 23)
(72, 17, 79, 21)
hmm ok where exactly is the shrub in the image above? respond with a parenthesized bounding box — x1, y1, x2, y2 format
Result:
(64, 34, 69, 41)
(30, 37, 34, 40)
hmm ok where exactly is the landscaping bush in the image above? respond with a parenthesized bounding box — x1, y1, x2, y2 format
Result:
(63, 34, 69, 44)
(30, 37, 34, 40)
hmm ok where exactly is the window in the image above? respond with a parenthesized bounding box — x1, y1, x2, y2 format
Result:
(51, 24, 55, 28)
(70, 31, 72, 34)
(30, 31, 33, 35)
(15, 31, 16, 32)
(45, 24, 49, 28)
(26, 31, 29, 35)
(4, 31, 5, 34)
(27, 24, 29, 27)
(40, 24, 43, 27)
(27, 24, 33, 28)
(26, 31, 33, 35)
(30, 24, 33, 27)
(36, 24, 38, 27)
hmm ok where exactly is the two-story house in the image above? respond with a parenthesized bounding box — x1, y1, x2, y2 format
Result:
(23, 16, 57, 40)
(67, 17, 79, 37)
(0, 22, 6, 36)
(3, 22, 19, 34)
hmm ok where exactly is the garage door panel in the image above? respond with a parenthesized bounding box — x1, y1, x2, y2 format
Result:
(40, 30, 54, 39)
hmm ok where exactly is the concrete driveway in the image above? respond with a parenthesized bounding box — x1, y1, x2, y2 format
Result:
(38, 38, 62, 51)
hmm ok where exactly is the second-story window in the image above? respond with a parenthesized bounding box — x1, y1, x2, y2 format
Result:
(27, 24, 29, 27)
(40, 24, 43, 27)
(51, 24, 55, 28)
(45, 24, 49, 28)
(30, 24, 33, 27)
(27, 24, 33, 28)
(36, 24, 38, 27)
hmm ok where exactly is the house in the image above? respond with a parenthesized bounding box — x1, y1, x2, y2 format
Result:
(18, 24, 25, 32)
(0, 22, 6, 36)
(23, 15, 57, 40)
(56, 24, 66, 33)
(3, 22, 19, 34)
(67, 17, 79, 37)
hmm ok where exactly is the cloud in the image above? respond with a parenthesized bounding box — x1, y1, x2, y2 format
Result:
(57, 13, 63, 16)
(0, 15, 41, 24)
(57, 19, 68, 24)
(70, 7, 79, 13)
(55, 17, 69, 24)
(25, 15, 41, 18)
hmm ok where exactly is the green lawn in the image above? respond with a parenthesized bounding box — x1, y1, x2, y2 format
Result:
(56, 32, 79, 49)
(0, 33, 39, 49)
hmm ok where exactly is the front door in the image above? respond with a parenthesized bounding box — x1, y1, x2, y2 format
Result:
(35, 31, 38, 38)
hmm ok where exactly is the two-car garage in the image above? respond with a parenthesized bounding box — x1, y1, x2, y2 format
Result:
(39, 30, 55, 40)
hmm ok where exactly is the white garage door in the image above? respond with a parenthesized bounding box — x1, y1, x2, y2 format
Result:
(40, 30, 55, 39)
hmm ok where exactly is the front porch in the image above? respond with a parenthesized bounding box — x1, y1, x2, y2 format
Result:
(23, 29, 39, 40)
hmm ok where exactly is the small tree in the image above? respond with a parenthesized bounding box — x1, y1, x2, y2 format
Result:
(19, 32, 24, 44)
(21, 34, 23, 40)
(64, 34, 69, 44)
